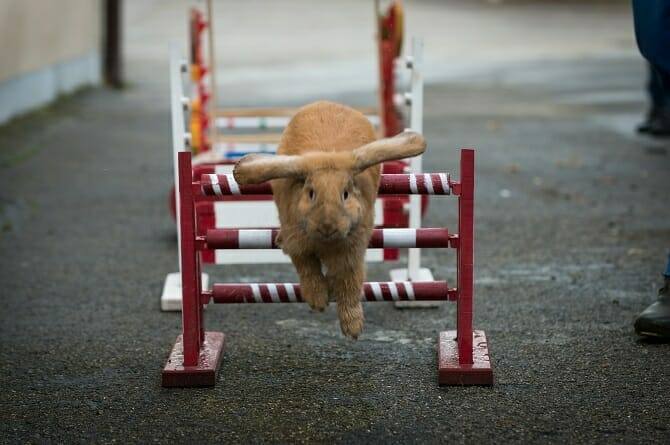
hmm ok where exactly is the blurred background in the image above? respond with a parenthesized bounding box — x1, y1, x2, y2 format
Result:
(0, 0, 640, 118)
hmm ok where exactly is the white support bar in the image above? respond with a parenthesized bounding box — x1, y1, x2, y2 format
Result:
(392, 36, 439, 309)
(163, 43, 190, 311)
(169, 44, 188, 273)
(206, 0, 217, 148)
(215, 116, 291, 129)
(407, 37, 424, 281)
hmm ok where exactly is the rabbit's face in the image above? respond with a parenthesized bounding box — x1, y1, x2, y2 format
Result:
(297, 169, 362, 241)
(234, 130, 427, 243)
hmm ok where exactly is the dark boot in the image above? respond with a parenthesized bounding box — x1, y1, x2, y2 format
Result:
(648, 108, 670, 137)
(634, 276, 670, 339)
(637, 107, 660, 133)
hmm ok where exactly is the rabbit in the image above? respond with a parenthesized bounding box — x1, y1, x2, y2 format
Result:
(233, 101, 426, 339)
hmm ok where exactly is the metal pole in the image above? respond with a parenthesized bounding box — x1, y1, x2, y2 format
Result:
(103, 0, 123, 87)
(169, 44, 188, 275)
(457, 149, 475, 365)
(178, 152, 202, 366)
(206, 0, 217, 146)
(407, 37, 424, 280)
(374, 0, 386, 137)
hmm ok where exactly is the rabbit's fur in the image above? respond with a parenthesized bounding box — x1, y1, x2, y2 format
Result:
(234, 101, 426, 338)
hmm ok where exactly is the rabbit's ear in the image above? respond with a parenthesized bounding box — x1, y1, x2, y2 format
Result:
(352, 131, 426, 172)
(233, 153, 307, 184)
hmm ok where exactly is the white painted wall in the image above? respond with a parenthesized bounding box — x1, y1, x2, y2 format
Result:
(0, 0, 102, 124)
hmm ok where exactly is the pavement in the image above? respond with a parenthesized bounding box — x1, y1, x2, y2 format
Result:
(1, 0, 670, 443)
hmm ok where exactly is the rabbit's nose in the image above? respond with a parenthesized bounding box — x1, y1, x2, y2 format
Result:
(318, 226, 338, 238)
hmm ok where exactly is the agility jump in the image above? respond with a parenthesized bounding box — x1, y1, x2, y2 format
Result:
(162, 147, 493, 387)
(162, 1, 434, 311)
(186, 0, 404, 156)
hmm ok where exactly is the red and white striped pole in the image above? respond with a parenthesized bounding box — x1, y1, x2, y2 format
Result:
(199, 172, 452, 197)
(203, 227, 452, 250)
(208, 281, 455, 304)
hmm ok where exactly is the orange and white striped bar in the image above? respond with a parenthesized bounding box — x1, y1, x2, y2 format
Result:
(213, 142, 279, 154)
(200, 173, 452, 196)
(215, 115, 380, 129)
(203, 227, 452, 250)
(207, 281, 456, 304)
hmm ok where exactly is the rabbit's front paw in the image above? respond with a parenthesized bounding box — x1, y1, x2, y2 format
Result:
(302, 280, 329, 312)
(338, 302, 364, 340)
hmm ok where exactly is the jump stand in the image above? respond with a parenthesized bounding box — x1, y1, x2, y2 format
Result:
(186, 0, 404, 155)
(161, 149, 493, 387)
(390, 37, 438, 308)
(161, 0, 437, 312)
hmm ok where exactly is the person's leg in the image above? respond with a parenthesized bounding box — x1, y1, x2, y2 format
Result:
(632, 0, 670, 137)
(648, 70, 670, 137)
(634, 252, 670, 338)
(638, 65, 664, 133)
(649, 69, 666, 110)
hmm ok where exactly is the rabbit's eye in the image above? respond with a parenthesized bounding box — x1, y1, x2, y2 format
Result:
(342, 190, 349, 201)
(308, 189, 315, 201)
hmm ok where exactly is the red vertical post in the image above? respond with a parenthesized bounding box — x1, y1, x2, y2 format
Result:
(196, 257, 204, 343)
(457, 149, 475, 365)
(380, 42, 399, 137)
(375, 2, 401, 138)
(163, 151, 224, 385)
(178, 152, 202, 366)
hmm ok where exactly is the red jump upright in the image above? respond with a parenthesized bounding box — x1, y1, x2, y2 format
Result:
(162, 149, 493, 387)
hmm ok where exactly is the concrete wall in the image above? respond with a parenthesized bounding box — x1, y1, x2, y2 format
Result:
(0, 0, 102, 124)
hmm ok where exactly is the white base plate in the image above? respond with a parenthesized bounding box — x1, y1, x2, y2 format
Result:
(389, 268, 442, 308)
(161, 272, 210, 312)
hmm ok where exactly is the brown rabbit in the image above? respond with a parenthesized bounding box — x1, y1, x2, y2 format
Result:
(233, 101, 426, 339)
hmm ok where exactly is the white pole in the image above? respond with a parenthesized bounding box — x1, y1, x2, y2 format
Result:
(374, 0, 385, 138)
(206, 0, 217, 145)
(407, 37, 423, 281)
(169, 43, 189, 274)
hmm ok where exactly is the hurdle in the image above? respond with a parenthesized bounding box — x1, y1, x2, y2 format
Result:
(186, 0, 404, 156)
(161, 1, 436, 311)
(162, 147, 493, 387)
(160, 47, 405, 307)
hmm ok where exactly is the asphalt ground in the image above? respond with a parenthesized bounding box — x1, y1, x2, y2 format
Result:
(1, 51, 669, 443)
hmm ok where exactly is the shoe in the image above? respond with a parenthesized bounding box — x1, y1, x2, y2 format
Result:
(648, 109, 670, 138)
(634, 276, 670, 339)
(637, 108, 659, 133)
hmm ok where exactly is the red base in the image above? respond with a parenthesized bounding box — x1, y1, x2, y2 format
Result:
(438, 330, 493, 385)
(162, 332, 225, 387)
